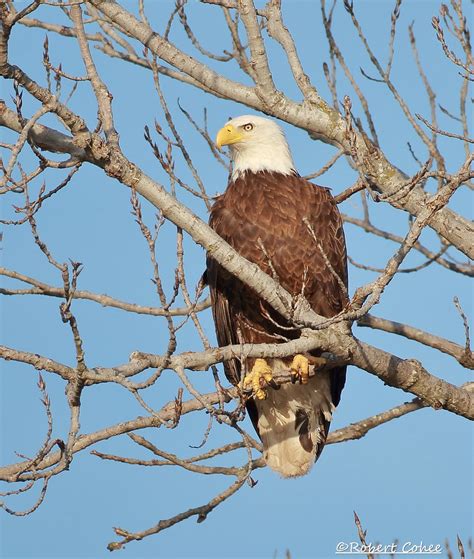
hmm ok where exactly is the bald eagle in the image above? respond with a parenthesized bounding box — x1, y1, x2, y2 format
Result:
(207, 115, 348, 477)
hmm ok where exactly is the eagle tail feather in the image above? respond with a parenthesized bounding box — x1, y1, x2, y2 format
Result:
(254, 366, 334, 478)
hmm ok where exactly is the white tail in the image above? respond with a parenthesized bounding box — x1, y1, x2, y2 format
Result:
(255, 360, 334, 478)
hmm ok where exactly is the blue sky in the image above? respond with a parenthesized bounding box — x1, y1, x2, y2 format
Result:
(1, 1, 472, 558)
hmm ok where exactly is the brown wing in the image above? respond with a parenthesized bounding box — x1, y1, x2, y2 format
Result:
(207, 171, 347, 405)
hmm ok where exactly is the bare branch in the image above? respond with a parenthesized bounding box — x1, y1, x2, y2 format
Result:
(358, 314, 474, 369)
(328, 397, 425, 444)
(237, 0, 277, 100)
(0, 266, 210, 315)
(416, 112, 474, 143)
(107, 474, 249, 551)
(70, 3, 119, 145)
(342, 214, 473, 277)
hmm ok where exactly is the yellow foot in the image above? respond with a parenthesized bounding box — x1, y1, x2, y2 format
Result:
(290, 354, 311, 385)
(243, 358, 274, 400)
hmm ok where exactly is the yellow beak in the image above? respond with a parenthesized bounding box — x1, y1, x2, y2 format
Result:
(215, 124, 243, 148)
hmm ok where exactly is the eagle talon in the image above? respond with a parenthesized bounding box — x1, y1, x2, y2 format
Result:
(290, 354, 310, 385)
(243, 358, 274, 400)
(268, 378, 280, 390)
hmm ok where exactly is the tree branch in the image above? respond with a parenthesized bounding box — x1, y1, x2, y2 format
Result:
(0, 265, 211, 316)
(358, 314, 474, 369)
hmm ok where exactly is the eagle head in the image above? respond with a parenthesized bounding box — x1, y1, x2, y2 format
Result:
(216, 115, 295, 180)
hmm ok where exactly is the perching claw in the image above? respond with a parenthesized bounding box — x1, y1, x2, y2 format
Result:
(243, 358, 274, 399)
(290, 354, 310, 384)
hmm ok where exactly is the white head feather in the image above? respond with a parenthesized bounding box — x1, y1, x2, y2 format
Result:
(217, 115, 295, 181)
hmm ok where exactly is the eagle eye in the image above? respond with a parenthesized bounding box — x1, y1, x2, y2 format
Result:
(243, 123, 254, 131)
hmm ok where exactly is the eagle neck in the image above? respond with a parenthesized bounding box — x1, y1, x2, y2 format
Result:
(230, 140, 295, 181)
